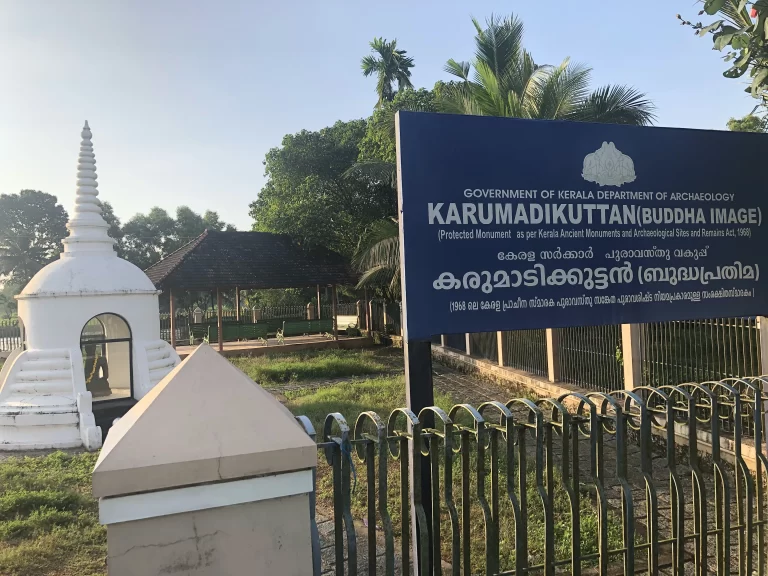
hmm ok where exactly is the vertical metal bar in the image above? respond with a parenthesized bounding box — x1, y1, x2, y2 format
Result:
(570, 417, 582, 576)
(430, 434, 442, 576)
(461, 430, 471, 576)
(317, 285, 322, 320)
(399, 436, 410, 574)
(489, 427, 500, 574)
(517, 426, 529, 575)
(378, 427, 394, 576)
(331, 443, 345, 576)
(444, 420, 460, 575)
(366, 440, 377, 576)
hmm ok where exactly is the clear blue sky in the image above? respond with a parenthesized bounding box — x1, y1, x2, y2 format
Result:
(0, 0, 758, 230)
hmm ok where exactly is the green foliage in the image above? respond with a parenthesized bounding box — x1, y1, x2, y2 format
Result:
(0, 451, 105, 576)
(0, 190, 68, 287)
(678, 1, 768, 105)
(357, 88, 439, 164)
(121, 205, 234, 270)
(249, 120, 396, 257)
(352, 218, 400, 297)
(229, 348, 392, 386)
(727, 113, 768, 131)
(361, 37, 415, 106)
(440, 15, 655, 124)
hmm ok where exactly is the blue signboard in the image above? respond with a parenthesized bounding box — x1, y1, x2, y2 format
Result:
(396, 111, 768, 341)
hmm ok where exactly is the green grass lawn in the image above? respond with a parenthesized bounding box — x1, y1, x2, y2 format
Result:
(0, 452, 104, 576)
(229, 348, 397, 386)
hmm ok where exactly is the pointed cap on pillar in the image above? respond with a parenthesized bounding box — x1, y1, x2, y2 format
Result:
(92, 345, 317, 498)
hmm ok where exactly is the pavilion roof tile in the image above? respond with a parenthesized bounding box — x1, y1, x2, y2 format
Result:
(144, 230, 358, 290)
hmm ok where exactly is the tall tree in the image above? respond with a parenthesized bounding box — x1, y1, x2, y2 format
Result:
(0, 190, 68, 286)
(727, 113, 768, 132)
(354, 15, 656, 296)
(361, 37, 415, 106)
(121, 206, 234, 270)
(440, 15, 655, 124)
(250, 120, 396, 257)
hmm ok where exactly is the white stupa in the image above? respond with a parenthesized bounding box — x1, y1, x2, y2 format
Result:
(0, 121, 180, 451)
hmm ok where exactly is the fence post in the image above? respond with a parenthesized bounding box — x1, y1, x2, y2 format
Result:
(621, 324, 642, 390)
(497, 331, 505, 367)
(331, 285, 338, 341)
(306, 302, 315, 320)
(356, 300, 363, 329)
(169, 289, 176, 349)
(367, 300, 374, 332)
(545, 329, 560, 382)
(758, 317, 768, 457)
(440, 335, 446, 347)
(465, 333, 471, 356)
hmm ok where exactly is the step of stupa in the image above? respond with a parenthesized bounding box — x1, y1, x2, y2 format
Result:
(8, 380, 74, 394)
(19, 358, 71, 372)
(16, 369, 72, 382)
(0, 422, 81, 450)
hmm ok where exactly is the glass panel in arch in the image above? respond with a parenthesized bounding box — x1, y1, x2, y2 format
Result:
(80, 314, 132, 401)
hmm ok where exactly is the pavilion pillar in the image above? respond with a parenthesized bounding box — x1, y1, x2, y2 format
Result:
(364, 287, 370, 332)
(235, 287, 240, 322)
(316, 285, 321, 320)
(169, 288, 176, 349)
(331, 285, 338, 341)
(217, 288, 223, 353)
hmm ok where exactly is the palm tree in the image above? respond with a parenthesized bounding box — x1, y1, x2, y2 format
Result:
(361, 38, 415, 106)
(353, 219, 400, 297)
(353, 14, 655, 296)
(440, 15, 655, 124)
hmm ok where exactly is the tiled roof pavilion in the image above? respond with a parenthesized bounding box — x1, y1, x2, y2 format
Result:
(144, 230, 357, 291)
(144, 230, 358, 349)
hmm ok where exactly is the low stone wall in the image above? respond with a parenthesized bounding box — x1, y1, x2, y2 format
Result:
(432, 344, 767, 473)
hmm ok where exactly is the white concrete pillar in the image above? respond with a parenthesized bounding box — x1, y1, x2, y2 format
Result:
(465, 333, 471, 356)
(546, 328, 560, 383)
(93, 345, 317, 576)
(497, 331, 505, 367)
(621, 324, 642, 390)
(757, 317, 768, 457)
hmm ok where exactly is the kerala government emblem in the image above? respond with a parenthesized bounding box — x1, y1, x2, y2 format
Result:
(581, 142, 636, 187)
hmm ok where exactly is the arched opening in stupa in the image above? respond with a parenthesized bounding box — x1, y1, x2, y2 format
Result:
(80, 313, 133, 401)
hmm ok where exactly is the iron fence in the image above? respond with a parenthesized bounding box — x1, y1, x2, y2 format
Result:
(368, 301, 402, 335)
(469, 331, 499, 364)
(298, 379, 768, 576)
(0, 319, 21, 352)
(558, 325, 624, 392)
(502, 329, 548, 378)
(640, 317, 762, 387)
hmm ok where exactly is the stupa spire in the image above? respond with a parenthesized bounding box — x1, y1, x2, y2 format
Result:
(62, 121, 115, 256)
